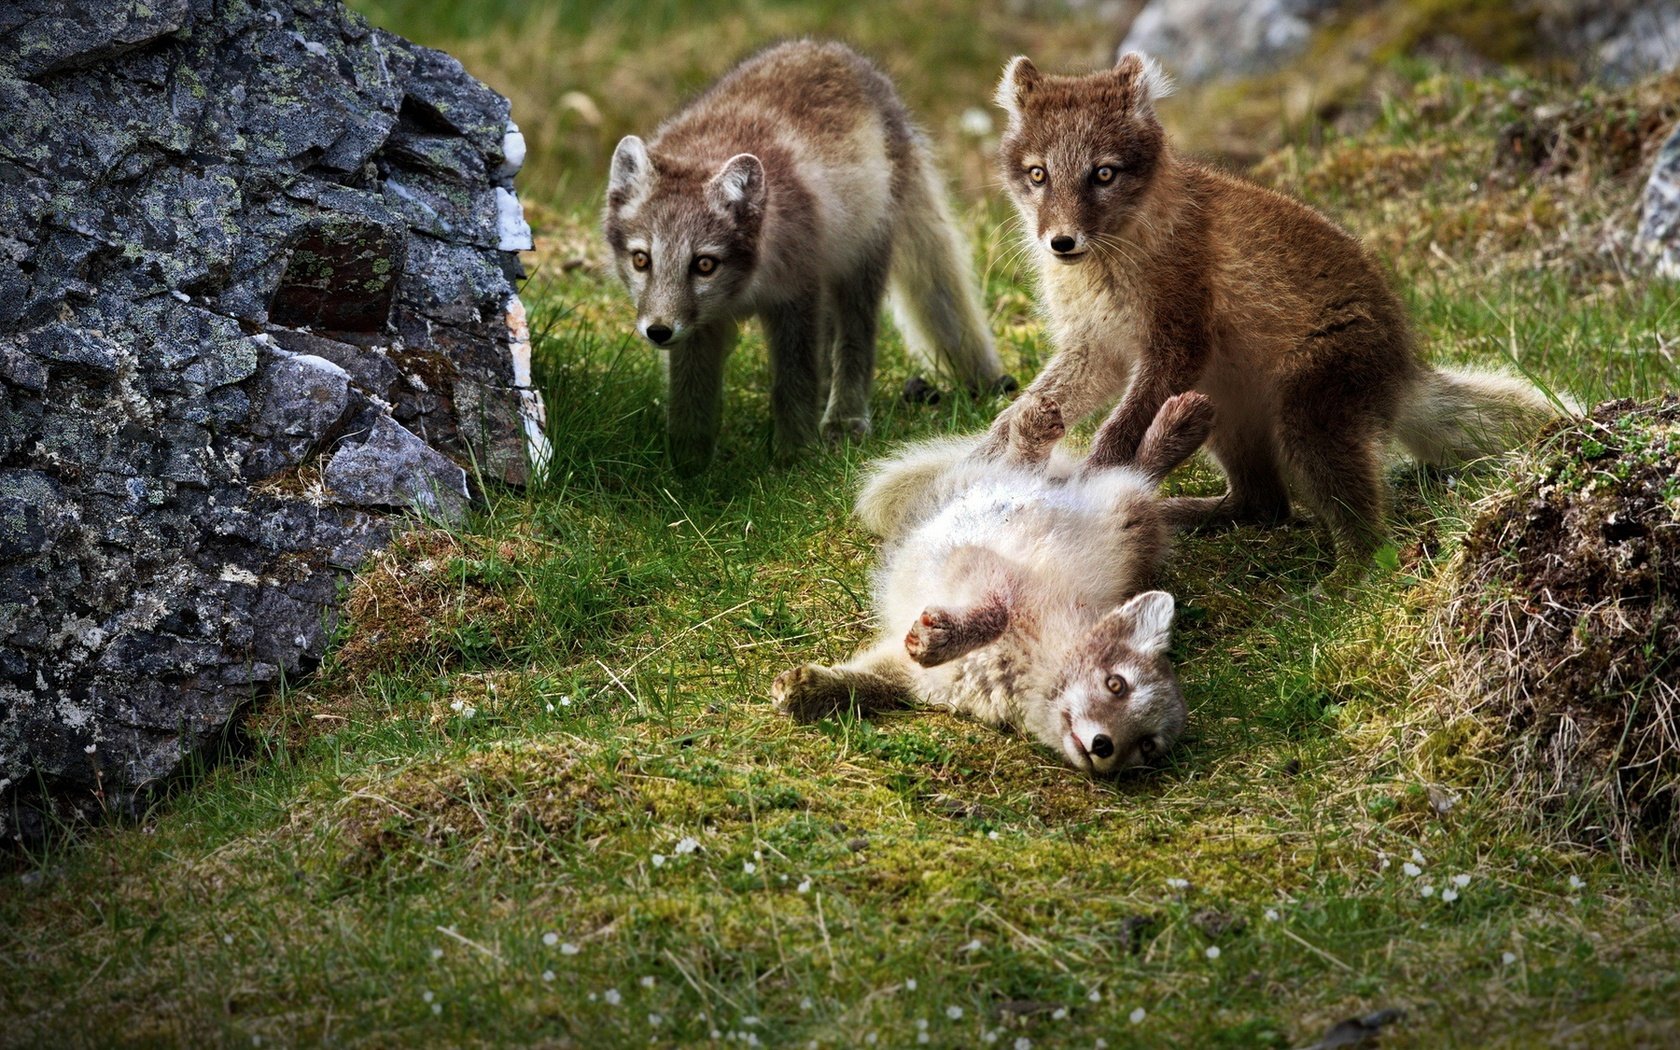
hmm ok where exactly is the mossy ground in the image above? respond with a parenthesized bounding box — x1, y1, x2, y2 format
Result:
(6, 5, 1680, 1048)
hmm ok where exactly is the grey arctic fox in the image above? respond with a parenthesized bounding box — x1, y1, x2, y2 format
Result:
(603, 40, 1010, 473)
(773, 391, 1216, 774)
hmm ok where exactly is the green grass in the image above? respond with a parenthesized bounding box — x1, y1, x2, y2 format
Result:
(7, 12, 1680, 1050)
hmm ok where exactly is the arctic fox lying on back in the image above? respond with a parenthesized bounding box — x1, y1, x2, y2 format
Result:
(773, 391, 1215, 774)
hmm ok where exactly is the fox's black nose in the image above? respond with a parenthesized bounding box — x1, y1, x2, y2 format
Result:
(646, 324, 673, 345)
(1090, 734, 1114, 759)
(1050, 235, 1077, 253)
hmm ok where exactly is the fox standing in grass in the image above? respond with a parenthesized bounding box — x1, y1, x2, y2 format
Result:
(604, 40, 1010, 473)
(986, 52, 1564, 566)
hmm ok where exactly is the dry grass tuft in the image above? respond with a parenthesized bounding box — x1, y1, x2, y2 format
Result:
(1434, 397, 1680, 856)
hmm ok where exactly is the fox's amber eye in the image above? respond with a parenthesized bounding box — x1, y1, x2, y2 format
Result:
(1027, 166, 1047, 185)
(1094, 165, 1116, 185)
(693, 255, 717, 276)
(631, 250, 650, 272)
(1104, 673, 1129, 696)
(1138, 736, 1158, 757)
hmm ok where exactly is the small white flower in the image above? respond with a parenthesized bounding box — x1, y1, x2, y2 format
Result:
(798, 879, 812, 894)
(1421, 884, 1436, 898)
(1166, 877, 1189, 890)
(675, 836, 700, 855)
(960, 939, 983, 952)
(1096, 1041, 1108, 1050)
(743, 861, 757, 875)
(223, 933, 234, 945)
(1087, 989, 1101, 1003)
(641, 976, 656, 988)
(84, 744, 97, 754)
(430, 947, 444, 960)
(905, 978, 918, 990)
(542, 970, 555, 982)
(604, 988, 621, 1006)
(1402, 862, 1422, 878)
(544, 702, 555, 713)
(1014, 1038, 1032, 1050)
(948, 1005, 965, 1019)
(918, 1035, 930, 1045)
(649, 1014, 662, 1026)
(960, 107, 994, 138)
(800, 997, 814, 1011)
(987, 830, 1000, 840)
(560, 696, 573, 706)
(652, 854, 666, 868)
(1264, 908, 1280, 922)
(865, 1033, 879, 1046)
(1441, 888, 1459, 903)
(1130, 1007, 1146, 1024)
(1205, 946, 1221, 960)
(1452, 873, 1471, 888)
(917, 1018, 930, 1031)
(1411, 848, 1426, 864)
(589, 992, 597, 1002)
(561, 942, 580, 955)
(1052, 1007, 1069, 1020)
(1501, 951, 1517, 965)
(422, 990, 434, 1003)
(450, 699, 464, 712)
(462, 705, 477, 719)
(1568, 874, 1585, 890)
(743, 1016, 760, 1027)
(983, 1032, 998, 1044)
(542, 932, 559, 946)
(431, 1002, 442, 1015)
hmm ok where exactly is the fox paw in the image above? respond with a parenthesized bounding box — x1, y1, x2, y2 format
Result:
(820, 415, 872, 446)
(905, 608, 959, 667)
(772, 664, 846, 723)
(1006, 393, 1065, 464)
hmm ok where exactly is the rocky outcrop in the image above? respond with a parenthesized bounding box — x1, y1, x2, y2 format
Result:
(1116, 0, 1347, 84)
(1638, 123, 1680, 280)
(0, 0, 549, 840)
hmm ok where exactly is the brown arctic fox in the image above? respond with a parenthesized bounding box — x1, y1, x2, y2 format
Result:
(985, 52, 1565, 565)
(773, 391, 1215, 775)
(603, 40, 1009, 473)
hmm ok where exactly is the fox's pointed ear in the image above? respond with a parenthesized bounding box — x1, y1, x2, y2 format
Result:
(706, 153, 765, 219)
(1114, 51, 1173, 114)
(995, 55, 1041, 117)
(608, 135, 651, 206)
(1115, 590, 1174, 655)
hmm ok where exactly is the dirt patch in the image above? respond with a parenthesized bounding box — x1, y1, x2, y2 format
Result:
(1439, 397, 1680, 854)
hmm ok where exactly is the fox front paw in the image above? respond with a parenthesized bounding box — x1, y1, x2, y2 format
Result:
(772, 664, 847, 723)
(904, 608, 959, 667)
(820, 414, 872, 446)
(1011, 392, 1065, 451)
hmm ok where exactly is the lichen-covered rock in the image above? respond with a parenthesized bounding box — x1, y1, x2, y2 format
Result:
(0, 0, 549, 840)
(1439, 398, 1680, 855)
(1637, 123, 1680, 280)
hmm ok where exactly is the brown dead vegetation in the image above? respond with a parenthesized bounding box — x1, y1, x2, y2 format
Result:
(1437, 397, 1680, 856)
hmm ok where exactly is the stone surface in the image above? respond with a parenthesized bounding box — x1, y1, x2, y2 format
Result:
(1535, 0, 1680, 85)
(1117, 0, 1347, 84)
(1637, 122, 1680, 280)
(0, 0, 549, 840)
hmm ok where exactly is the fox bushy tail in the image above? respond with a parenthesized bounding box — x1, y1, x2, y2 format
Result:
(1393, 367, 1573, 466)
(887, 136, 1007, 391)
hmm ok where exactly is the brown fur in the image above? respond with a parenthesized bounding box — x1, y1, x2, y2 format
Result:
(987, 53, 1560, 566)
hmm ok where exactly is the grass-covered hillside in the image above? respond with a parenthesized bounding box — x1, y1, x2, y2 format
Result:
(5, 2, 1680, 1047)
